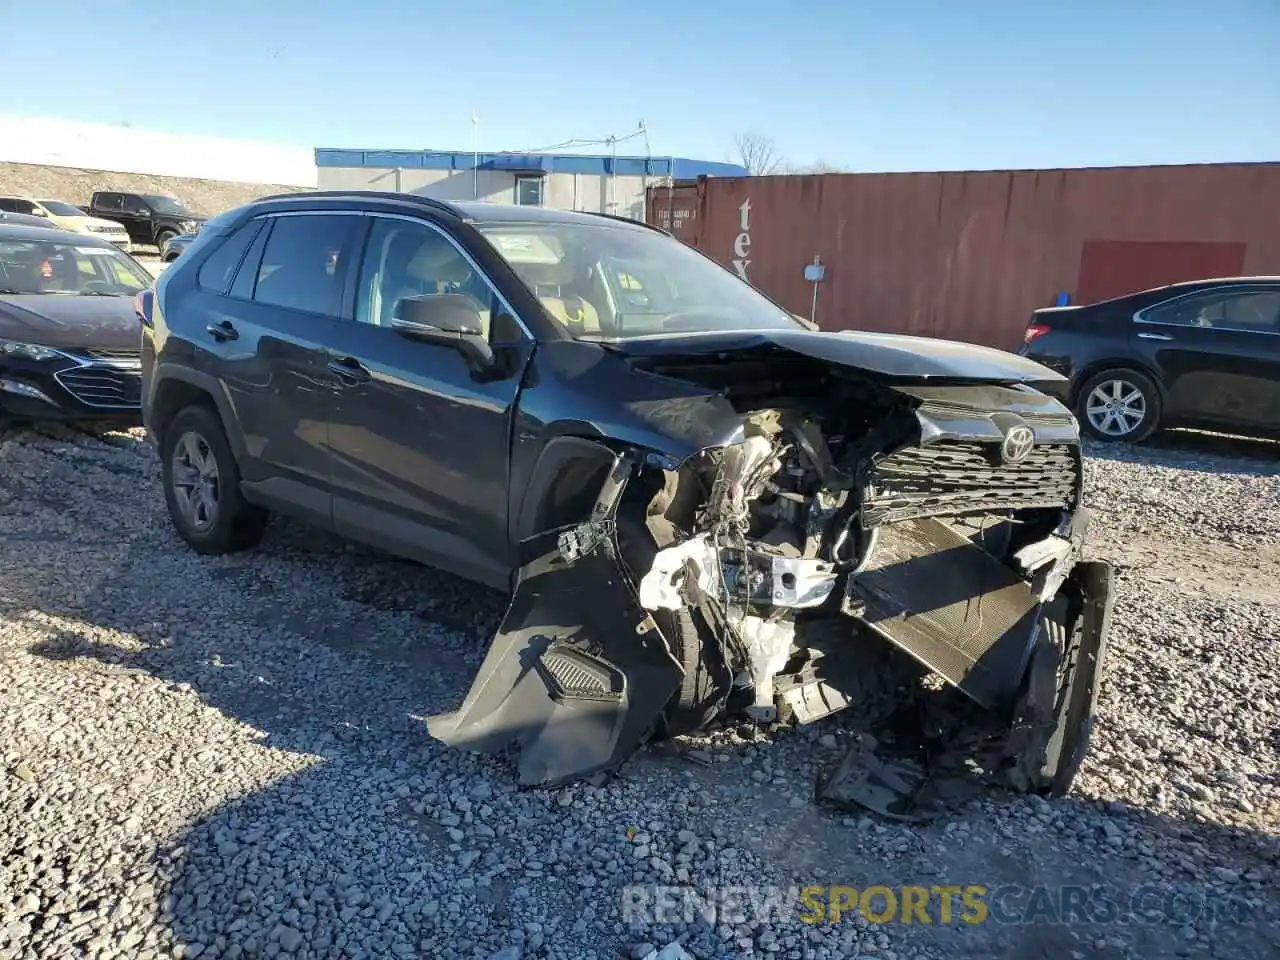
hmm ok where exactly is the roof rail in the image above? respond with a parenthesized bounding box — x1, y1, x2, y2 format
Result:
(252, 190, 462, 217)
(581, 210, 670, 236)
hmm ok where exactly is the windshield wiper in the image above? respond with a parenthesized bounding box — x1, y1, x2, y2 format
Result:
(0, 287, 30, 295)
(77, 290, 131, 297)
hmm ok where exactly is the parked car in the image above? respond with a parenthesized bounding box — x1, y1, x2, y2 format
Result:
(0, 211, 71, 230)
(86, 191, 205, 251)
(140, 190, 1113, 795)
(161, 233, 196, 262)
(0, 196, 132, 250)
(0, 224, 153, 422)
(1019, 277, 1280, 442)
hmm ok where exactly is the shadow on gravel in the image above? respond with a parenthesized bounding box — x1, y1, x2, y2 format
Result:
(23, 609, 1280, 960)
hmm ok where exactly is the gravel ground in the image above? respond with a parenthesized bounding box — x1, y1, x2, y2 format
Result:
(0, 424, 1277, 960)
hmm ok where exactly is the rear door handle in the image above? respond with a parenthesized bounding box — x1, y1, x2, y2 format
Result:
(205, 320, 238, 342)
(327, 356, 371, 384)
(1136, 331, 1174, 341)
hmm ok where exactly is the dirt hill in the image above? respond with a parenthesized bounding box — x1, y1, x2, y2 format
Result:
(0, 161, 312, 218)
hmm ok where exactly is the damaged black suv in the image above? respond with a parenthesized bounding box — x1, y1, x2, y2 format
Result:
(140, 191, 1113, 801)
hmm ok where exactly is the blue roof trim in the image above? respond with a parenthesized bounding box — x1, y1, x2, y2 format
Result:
(314, 148, 747, 178)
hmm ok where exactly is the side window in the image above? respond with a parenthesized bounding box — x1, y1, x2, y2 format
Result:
(355, 218, 502, 337)
(250, 214, 358, 317)
(230, 219, 272, 300)
(1221, 291, 1280, 332)
(96, 193, 122, 212)
(5, 199, 36, 215)
(0, 199, 15, 212)
(197, 220, 263, 294)
(1144, 289, 1280, 332)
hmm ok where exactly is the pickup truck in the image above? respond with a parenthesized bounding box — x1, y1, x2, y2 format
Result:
(85, 191, 206, 250)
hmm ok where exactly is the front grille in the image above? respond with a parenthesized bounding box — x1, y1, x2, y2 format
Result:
(54, 365, 142, 409)
(863, 440, 1078, 525)
(80, 348, 141, 362)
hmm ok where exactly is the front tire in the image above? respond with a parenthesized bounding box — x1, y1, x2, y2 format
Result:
(154, 229, 177, 255)
(160, 405, 267, 554)
(1004, 573, 1110, 797)
(1076, 369, 1161, 442)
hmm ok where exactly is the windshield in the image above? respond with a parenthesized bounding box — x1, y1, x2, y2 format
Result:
(37, 200, 85, 217)
(0, 238, 152, 296)
(143, 195, 194, 216)
(474, 221, 803, 338)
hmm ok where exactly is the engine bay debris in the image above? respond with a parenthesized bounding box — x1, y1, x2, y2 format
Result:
(429, 363, 1114, 809)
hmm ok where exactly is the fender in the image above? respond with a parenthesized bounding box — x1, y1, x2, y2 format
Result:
(146, 362, 248, 462)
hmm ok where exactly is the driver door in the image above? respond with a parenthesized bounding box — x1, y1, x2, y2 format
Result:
(324, 215, 535, 588)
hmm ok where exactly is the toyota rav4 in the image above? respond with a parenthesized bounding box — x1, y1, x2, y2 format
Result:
(139, 191, 1113, 800)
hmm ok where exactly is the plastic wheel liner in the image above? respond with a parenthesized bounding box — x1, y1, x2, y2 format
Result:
(426, 451, 685, 787)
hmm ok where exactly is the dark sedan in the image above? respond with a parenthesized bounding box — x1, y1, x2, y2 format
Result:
(0, 224, 152, 423)
(161, 233, 196, 262)
(1019, 277, 1280, 442)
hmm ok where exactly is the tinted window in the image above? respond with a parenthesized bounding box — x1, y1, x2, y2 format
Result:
(355, 217, 501, 335)
(251, 215, 357, 317)
(1144, 288, 1280, 332)
(230, 220, 272, 300)
(0, 199, 34, 214)
(197, 220, 263, 294)
(0, 199, 15, 212)
(95, 194, 122, 211)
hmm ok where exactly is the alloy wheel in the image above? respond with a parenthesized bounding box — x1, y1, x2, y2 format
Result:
(171, 431, 220, 532)
(1084, 379, 1146, 438)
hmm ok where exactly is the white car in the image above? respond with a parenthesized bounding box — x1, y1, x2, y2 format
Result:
(0, 197, 133, 252)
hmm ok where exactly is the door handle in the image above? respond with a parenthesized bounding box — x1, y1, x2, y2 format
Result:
(1137, 331, 1174, 341)
(327, 357, 371, 384)
(205, 320, 238, 342)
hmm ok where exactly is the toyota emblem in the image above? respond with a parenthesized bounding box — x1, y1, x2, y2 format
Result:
(1000, 425, 1036, 464)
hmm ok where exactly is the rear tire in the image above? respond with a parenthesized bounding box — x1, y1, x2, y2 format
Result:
(160, 404, 268, 555)
(1075, 369, 1161, 442)
(614, 511, 730, 736)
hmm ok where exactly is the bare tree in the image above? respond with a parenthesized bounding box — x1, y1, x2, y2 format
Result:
(733, 133, 785, 175)
(783, 159, 850, 174)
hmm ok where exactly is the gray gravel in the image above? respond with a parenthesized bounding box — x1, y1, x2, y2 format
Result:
(1, 423, 1277, 959)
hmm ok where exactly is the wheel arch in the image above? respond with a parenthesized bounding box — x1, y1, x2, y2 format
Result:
(1069, 359, 1165, 408)
(146, 364, 247, 461)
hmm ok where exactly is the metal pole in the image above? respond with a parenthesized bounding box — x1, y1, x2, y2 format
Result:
(472, 113, 480, 199)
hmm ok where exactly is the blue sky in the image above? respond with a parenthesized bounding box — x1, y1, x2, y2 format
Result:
(3, 0, 1276, 171)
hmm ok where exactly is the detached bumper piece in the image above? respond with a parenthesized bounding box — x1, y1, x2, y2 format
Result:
(841, 516, 1041, 709)
(817, 558, 1115, 820)
(426, 521, 683, 787)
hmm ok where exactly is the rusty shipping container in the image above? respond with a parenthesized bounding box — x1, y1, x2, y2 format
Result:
(647, 163, 1280, 349)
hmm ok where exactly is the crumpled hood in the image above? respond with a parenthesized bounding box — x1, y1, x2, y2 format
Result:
(600, 328, 1066, 384)
(0, 295, 141, 352)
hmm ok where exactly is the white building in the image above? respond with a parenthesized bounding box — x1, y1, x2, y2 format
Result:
(314, 148, 747, 219)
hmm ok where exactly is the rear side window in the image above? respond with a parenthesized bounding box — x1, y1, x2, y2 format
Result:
(250, 214, 358, 317)
(1143, 288, 1280, 333)
(95, 193, 122, 211)
(197, 220, 263, 294)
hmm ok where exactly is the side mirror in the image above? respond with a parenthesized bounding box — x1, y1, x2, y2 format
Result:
(30, 209, 48, 217)
(391, 294, 494, 369)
